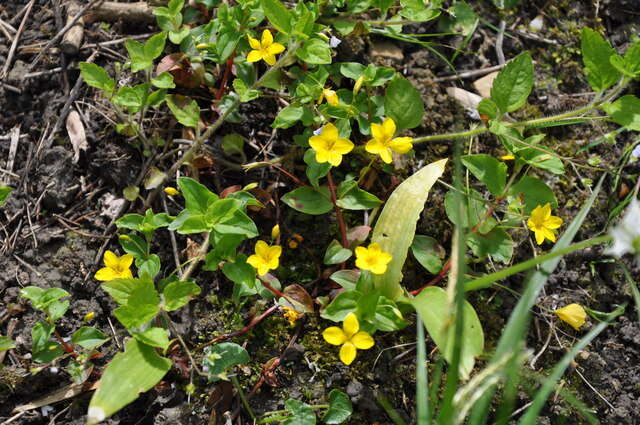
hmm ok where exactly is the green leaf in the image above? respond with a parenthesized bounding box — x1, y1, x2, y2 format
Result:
(222, 255, 256, 288)
(340, 62, 366, 80)
(437, 1, 477, 34)
(112, 84, 149, 113)
(444, 189, 489, 229)
(214, 209, 258, 238)
(477, 98, 499, 119)
(336, 181, 383, 210)
(20, 286, 70, 311)
(323, 389, 353, 424)
(0, 335, 16, 351)
(282, 186, 333, 215)
(119, 234, 148, 260)
(329, 270, 360, 291)
(131, 327, 170, 350)
(72, 326, 109, 349)
(490, 51, 534, 113)
(466, 227, 514, 264)
(412, 286, 484, 379)
(516, 146, 565, 174)
(304, 149, 331, 188)
(114, 303, 159, 330)
(411, 235, 445, 274)
(622, 40, 640, 76)
(87, 339, 171, 425)
(581, 28, 621, 91)
(166, 95, 200, 128)
(202, 342, 250, 381)
(144, 31, 167, 61)
(283, 399, 316, 425)
(0, 186, 12, 206)
(125, 39, 152, 72)
(177, 177, 218, 214)
(602, 95, 640, 131)
(233, 79, 261, 102)
(102, 278, 154, 305)
(297, 38, 332, 65)
(321, 290, 360, 322)
(147, 89, 167, 107)
(260, 0, 292, 34)
(324, 239, 352, 265)
(31, 320, 64, 363)
(138, 254, 161, 280)
(509, 176, 557, 214)
(162, 280, 201, 311)
(273, 105, 304, 129)
(46, 300, 69, 323)
(79, 62, 115, 93)
(169, 27, 190, 44)
(461, 154, 507, 195)
(151, 72, 176, 89)
(384, 76, 424, 130)
(371, 159, 447, 300)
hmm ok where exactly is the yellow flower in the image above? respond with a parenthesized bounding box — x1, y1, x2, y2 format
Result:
(94, 250, 134, 281)
(308, 123, 354, 167)
(500, 154, 515, 160)
(527, 203, 563, 245)
(282, 306, 300, 326)
(365, 118, 413, 164)
(246, 29, 285, 66)
(355, 243, 392, 275)
(323, 313, 374, 365)
(247, 240, 282, 276)
(164, 187, 180, 196)
(555, 303, 587, 330)
(318, 88, 339, 106)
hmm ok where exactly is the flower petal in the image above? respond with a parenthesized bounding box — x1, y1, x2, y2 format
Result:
(255, 240, 269, 257)
(247, 50, 263, 63)
(370, 122, 385, 142)
(95, 267, 118, 282)
(248, 37, 261, 50)
(258, 264, 269, 276)
(370, 262, 388, 275)
(390, 137, 413, 154)
(382, 118, 396, 139)
(328, 152, 342, 167)
(263, 54, 277, 66)
(246, 254, 263, 270)
(534, 229, 545, 245)
(321, 123, 339, 141)
(103, 250, 119, 269)
(543, 228, 557, 243)
(315, 149, 331, 164)
(351, 331, 374, 350)
(267, 42, 285, 55)
(333, 138, 354, 154)
(379, 148, 393, 164)
(555, 303, 586, 330)
(323, 326, 347, 345)
(268, 245, 282, 260)
(261, 29, 273, 47)
(343, 312, 359, 337)
(544, 216, 563, 229)
(119, 254, 134, 269)
(309, 135, 327, 152)
(339, 342, 357, 365)
(365, 139, 385, 155)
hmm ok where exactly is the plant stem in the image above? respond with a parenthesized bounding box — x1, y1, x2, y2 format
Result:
(327, 170, 349, 248)
(231, 374, 256, 420)
(465, 235, 611, 291)
(413, 127, 486, 144)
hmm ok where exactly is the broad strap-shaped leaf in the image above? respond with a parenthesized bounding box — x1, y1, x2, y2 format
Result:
(87, 339, 171, 425)
(371, 158, 447, 300)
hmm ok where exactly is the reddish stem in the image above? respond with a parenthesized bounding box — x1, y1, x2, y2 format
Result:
(327, 171, 349, 248)
(195, 305, 279, 351)
(410, 260, 452, 296)
(54, 330, 78, 358)
(216, 54, 235, 101)
(271, 164, 310, 187)
(260, 277, 286, 298)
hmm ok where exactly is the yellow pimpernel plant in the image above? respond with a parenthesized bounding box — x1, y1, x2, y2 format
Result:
(555, 303, 587, 330)
(355, 243, 392, 275)
(247, 240, 282, 276)
(246, 29, 285, 66)
(323, 312, 374, 365)
(308, 123, 354, 167)
(318, 88, 339, 106)
(365, 117, 413, 164)
(527, 203, 563, 245)
(94, 250, 134, 281)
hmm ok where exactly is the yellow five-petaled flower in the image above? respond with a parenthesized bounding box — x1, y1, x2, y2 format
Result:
(365, 117, 413, 164)
(247, 29, 285, 66)
(94, 250, 134, 281)
(527, 203, 563, 245)
(555, 303, 587, 330)
(247, 240, 282, 276)
(323, 312, 374, 365)
(355, 243, 392, 275)
(308, 123, 354, 167)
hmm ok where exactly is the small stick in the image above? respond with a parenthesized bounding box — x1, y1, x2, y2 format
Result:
(433, 63, 506, 82)
(80, 32, 154, 50)
(60, 0, 85, 55)
(495, 20, 506, 66)
(0, 18, 15, 42)
(0, 82, 22, 94)
(28, 0, 104, 71)
(0, 0, 35, 79)
(4, 125, 20, 185)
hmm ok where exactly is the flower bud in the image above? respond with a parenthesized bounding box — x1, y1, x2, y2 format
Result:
(164, 187, 180, 196)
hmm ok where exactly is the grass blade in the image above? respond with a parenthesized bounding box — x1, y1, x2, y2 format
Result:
(416, 315, 430, 425)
